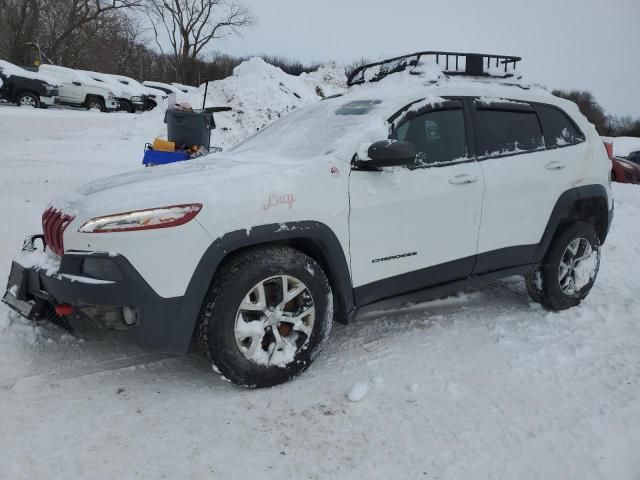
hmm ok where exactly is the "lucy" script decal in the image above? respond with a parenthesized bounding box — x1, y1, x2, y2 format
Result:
(263, 193, 296, 211)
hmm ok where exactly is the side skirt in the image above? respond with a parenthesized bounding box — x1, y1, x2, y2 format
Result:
(354, 264, 536, 318)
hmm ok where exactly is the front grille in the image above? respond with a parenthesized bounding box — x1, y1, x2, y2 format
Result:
(42, 208, 74, 256)
(50, 87, 59, 96)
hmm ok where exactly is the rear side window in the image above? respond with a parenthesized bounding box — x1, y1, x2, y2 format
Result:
(475, 109, 544, 156)
(393, 109, 467, 165)
(535, 104, 585, 148)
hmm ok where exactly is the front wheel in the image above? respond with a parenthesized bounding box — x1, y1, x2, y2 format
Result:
(525, 222, 601, 310)
(86, 97, 105, 112)
(16, 92, 39, 108)
(198, 246, 333, 388)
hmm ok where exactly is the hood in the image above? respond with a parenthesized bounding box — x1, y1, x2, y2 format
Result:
(51, 153, 309, 219)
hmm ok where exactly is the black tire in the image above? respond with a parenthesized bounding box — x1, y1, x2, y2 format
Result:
(524, 271, 543, 304)
(16, 91, 40, 108)
(526, 222, 601, 311)
(198, 246, 333, 388)
(86, 97, 105, 112)
(119, 99, 134, 113)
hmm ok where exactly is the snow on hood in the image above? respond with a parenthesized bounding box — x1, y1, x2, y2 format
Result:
(51, 152, 307, 217)
(0, 60, 59, 86)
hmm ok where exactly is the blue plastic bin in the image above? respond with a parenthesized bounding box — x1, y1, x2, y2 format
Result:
(142, 148, 190, 167)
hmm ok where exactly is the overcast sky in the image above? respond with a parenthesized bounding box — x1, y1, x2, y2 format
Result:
(211, 0, 638, 117)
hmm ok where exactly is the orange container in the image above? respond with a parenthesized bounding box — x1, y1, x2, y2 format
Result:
(152, 138, 176, 152)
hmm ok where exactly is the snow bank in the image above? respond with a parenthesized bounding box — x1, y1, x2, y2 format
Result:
(183, 58, 346, 148)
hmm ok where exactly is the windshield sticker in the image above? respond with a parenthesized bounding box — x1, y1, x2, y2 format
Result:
(335, 100, 382, 116)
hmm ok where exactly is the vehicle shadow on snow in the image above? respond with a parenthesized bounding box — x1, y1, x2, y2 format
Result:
(5, 276, 534, 391)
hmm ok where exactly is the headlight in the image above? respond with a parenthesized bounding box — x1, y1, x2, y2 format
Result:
(131, 96, 143, 102)
(107, 91, 114, 100)
(78, 204, 202, 233)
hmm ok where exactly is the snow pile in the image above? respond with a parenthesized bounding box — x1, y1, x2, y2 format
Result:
(183, 58, 346, 148)
(346, 381, 370, 402)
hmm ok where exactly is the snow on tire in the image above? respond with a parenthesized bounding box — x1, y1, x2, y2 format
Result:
(530, 221, 601, 311)
(198, 246, 333, 388)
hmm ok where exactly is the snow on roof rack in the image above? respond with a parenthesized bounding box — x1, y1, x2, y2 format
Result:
(347, 51, 522, 87)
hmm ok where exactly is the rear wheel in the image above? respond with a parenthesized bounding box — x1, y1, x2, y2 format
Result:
(525, 222, 600, 310)
(198, 246, 333, 388)
(86, 97, 105, 112)
(16, 92, 39, 108)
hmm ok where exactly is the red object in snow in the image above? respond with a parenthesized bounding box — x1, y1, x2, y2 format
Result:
(54, 304, 75, 317)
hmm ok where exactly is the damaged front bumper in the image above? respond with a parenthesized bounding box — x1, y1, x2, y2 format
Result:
(2, 235, 193, 354)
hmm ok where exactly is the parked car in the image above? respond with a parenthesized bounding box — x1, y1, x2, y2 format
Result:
(142, 80, 182, 96)
(627, 151, 640, 165)
(77, 70, 138, 113)
(3, 51, 613, 388)
(143, 86, 167, 110)
(604, 142, 640, 184)
(38, 64, 118, 112)
(0, 59, 59, 108)
(104, 73, 149, 112)
(172, 82, 197, 94)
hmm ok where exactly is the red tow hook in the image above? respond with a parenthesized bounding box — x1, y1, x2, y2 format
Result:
(54, 304, 75, 317)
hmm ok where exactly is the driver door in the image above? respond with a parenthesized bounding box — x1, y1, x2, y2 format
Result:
(348, 99, 485, 305)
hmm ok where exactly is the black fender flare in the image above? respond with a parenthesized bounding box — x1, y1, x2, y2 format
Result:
(159, 221, 354, 355)
(532, 184, 611, 264)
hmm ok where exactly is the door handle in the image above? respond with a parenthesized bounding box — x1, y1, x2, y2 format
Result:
(545, 161, 566, 171)
(449, 174, 478, 185)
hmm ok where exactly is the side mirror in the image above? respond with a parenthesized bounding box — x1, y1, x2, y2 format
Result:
(72, 81, 82, 86)
(353, 140, 416, 169)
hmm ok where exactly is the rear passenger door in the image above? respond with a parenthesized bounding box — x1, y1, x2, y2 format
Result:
(470, 99, 578, 273)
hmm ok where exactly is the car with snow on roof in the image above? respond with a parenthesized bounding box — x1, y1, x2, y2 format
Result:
(0, 59, 59, 108)
(2, 51, 614, 388)
(38, 64, 118, 112)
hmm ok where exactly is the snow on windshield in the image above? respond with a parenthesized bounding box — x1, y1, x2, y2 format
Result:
(230, 96, 390, 160)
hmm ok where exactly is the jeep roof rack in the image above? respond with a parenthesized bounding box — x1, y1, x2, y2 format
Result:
(347, 51, 522, 87)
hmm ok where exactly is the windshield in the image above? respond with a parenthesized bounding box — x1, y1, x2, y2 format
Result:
(230, 97, 390, 160)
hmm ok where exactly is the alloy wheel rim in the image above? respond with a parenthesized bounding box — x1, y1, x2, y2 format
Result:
(234, 275, 315, 366)
(558, 238, 597, 295)
(20, 96, 36, 107)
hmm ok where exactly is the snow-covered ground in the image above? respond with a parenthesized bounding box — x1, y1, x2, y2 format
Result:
(1, 66, 640, 478)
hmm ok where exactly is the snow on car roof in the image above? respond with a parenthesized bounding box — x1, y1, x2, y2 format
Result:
(230, 59, 585, 162)
(0, 59, 59, 86)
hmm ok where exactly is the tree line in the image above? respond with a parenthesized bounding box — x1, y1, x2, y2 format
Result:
(0, 0, 320, 84)
(552, 90, 640, 138)
(0, 0, 638, 136)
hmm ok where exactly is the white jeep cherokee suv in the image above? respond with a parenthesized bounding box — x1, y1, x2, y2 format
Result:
(3, 52, 614, 388)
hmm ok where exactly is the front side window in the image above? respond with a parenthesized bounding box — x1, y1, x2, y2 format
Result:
(392, 109, 467, 165)
(475, 109, 544, 156)
(535, 104, 585, 148)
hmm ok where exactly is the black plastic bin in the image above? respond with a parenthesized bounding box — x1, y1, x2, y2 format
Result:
(164, 109, 215, 150)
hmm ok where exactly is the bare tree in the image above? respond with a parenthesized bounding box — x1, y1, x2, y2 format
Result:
(145, 0, 254, 83)
(39, 0, 144, 64)
(552, 89, 608, 135)
(0, 0, 41, 64)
